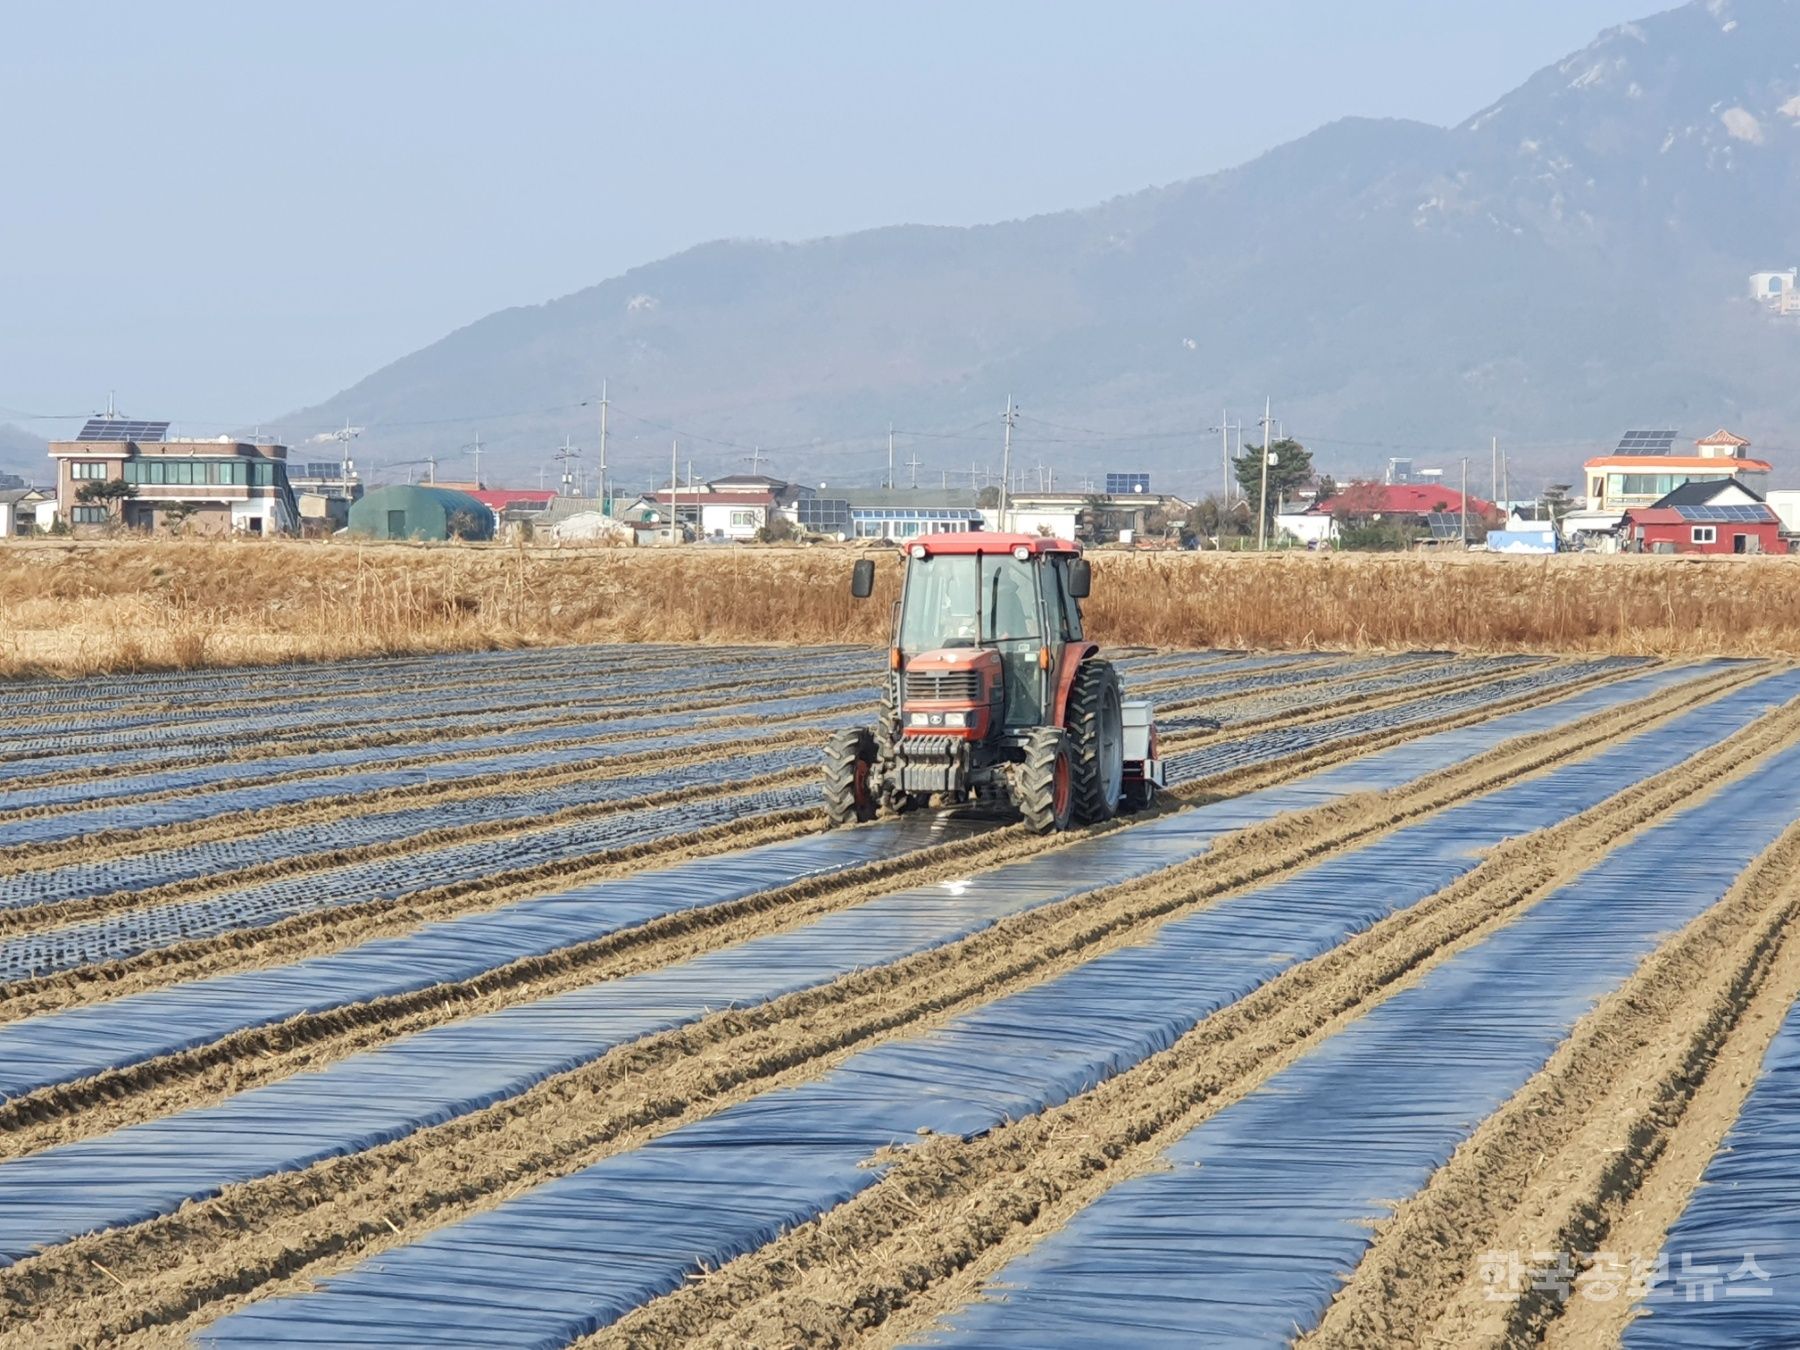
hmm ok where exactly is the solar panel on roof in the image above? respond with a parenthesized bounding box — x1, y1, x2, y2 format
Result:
(75, 417, 169, 443)
(1105, 472, 1151, 495)
(1614, 429, 1677, 455)
(1675, 504, 1776, 523)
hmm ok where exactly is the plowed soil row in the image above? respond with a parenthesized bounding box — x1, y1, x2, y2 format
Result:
(0, 667, 1760, 1343)
(0, 647, 827, 731)
(0, 673, 875, 790)
(0, 657, 1571, 999)
(0, 676, 875, 826)
(0, 759, 821, 940)
(1306, 825, 1800, 1348)
(578, 687, 1800, 1350)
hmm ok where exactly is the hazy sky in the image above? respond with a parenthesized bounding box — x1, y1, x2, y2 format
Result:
(1, 0, 1654, 434)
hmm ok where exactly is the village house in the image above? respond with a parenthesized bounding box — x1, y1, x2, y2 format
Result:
(1619, 478, 1783, 555)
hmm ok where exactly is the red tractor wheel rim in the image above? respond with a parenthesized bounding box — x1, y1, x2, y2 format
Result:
(1052, 753, 1071, 818)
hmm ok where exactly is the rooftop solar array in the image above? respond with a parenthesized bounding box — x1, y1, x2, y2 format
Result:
(1672, 504, 1777, 523)
(1105, 472, 1151, 495)
(75, 417, 169, 443)
(1614, 429, 1678, 455)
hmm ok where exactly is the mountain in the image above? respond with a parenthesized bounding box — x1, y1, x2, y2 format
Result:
(0, 425, 48, 484)
(280, 0, 1800, 495)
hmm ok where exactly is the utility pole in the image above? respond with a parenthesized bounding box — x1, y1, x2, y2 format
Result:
(470, 432, 483, 489)
(555, 437, 580, 496)
(1257, 397, 1274, 552)
(887, 423, 895, 491)
(1502, 448, 1511, 515)
(905, 452, 922, 489)
(331, 419, 359, 500)
(743, 444, 767, 476)
(1000, 395, 1017, 532)
(1221, 411, 1231, 504)
(1491, 436, 1499, 510)
(1209, 411, 1241, 504)
(597, 379, 609, 512)
(1460, 457, 1470, 546)
(669, 439, 678, 546)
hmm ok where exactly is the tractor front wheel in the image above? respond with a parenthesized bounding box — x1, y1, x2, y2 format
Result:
(1017, 726, 1076, 834)
(823, 728, 879, 826)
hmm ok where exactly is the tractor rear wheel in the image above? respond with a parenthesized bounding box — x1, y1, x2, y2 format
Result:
(823, 728, 879, 826)
(1017, 726, 1076, 834)
(1066, 658, 1124, 823)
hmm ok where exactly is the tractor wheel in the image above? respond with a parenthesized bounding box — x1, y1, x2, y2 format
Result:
(1017, 726, 1076, 834)
(1066, 658, 1124, 823)
(823, 728, 879, 826)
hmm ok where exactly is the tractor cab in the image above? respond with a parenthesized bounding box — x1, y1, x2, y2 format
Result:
(828, 533, 1164, 833)
(885, 534, 1089, 736)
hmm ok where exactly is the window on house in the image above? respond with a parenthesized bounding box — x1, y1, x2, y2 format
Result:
(1692, 526, 1716, 544)
(71, 506, 109, 523)
(729, 509, 759, 527)
(71, 461, 108, 479)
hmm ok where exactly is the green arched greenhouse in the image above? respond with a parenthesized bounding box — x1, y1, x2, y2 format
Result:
(347, 485, 494, 542)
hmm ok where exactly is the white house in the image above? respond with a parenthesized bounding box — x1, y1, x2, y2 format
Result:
(0, 487, 55, 537)
(651, 489, 773, 541)
(1275, 509, 1337, 547)
(1767, 489, 1800, 536)
(1750, 269, 1797, 302)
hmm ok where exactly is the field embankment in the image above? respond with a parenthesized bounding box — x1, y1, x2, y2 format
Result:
(3, 537, 1799, 676)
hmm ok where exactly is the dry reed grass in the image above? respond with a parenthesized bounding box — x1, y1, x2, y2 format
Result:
(0, 537, 1796, 678)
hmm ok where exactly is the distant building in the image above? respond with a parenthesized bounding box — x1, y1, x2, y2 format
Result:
(1768, 489, 1800, 538)
(0, 487, 54, 537)
(1581, 428, 1771, 520)
(287, 460, 364, 533)
(48, 417, 297, 535)
(347, 484, 494, 541)
(651, 487, 777, 541)
(1286, 482, 1498, 547)
(998, 490, 1188, 543)
(1750, 269, 1797, 302)
(1621, 478, 1782, 555)
(783, 488, 985, 541)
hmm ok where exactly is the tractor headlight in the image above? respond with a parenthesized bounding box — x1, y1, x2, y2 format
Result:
(909, 544, 927, 559)
(909, 712, 931, 727)
(1012, 544, 1031, 560)
(942, 710, 971, 728)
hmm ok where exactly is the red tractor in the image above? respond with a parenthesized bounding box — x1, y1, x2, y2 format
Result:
(825, 532, 1163, 833)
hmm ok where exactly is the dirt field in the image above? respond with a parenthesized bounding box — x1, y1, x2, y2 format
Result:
(1, 643, 1798, 1346)
(6, 537, 1800, 677)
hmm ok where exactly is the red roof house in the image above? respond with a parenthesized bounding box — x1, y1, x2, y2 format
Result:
(1313, 482, 1497, 520)
(469, 489, 557, 512)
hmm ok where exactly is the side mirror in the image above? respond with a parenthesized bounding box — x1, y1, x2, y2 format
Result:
(850, 558, 875, 599)
(1068, 558, 1092, 599)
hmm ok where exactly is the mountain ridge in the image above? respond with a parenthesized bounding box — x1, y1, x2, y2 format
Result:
(279, 0, 1800, 494)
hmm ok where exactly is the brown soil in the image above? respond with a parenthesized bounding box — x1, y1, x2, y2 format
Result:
(580, 681, 1800, 1350)
(1301, 825, 1800, 1349)
(0, 664, 1770, 1344)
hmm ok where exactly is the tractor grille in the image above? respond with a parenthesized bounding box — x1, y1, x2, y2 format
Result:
(905, 669, 980, 702)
